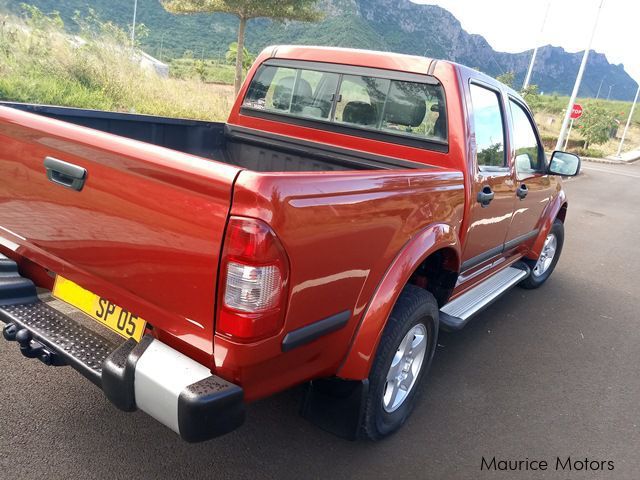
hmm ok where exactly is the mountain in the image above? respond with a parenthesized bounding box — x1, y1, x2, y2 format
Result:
(2, 0, 637, 100)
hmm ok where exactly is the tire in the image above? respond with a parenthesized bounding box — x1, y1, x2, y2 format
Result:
(360, 285, 439, 440)
(519, 219, 564, 289)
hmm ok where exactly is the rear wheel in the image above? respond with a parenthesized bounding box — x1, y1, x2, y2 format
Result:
(360, 285, 438, 440)
(519, 219, 564, 289)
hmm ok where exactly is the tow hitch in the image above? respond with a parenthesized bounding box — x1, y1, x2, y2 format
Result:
(3, 322, 64, 366)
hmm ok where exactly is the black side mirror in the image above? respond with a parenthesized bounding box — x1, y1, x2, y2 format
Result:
(548, 151, 581, 176)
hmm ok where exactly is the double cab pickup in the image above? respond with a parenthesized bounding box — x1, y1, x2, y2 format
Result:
(0, 45, 580, 441)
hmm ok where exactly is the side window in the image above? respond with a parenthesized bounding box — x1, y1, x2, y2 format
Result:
(334, 75, 389, 127)
(509, 100, 543, 174)
(469, 84, 506, 169)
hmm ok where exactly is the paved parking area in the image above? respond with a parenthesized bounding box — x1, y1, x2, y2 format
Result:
(1, 162, 639, 479)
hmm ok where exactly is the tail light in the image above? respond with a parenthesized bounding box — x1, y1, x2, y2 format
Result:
(217, 216, 289, 341)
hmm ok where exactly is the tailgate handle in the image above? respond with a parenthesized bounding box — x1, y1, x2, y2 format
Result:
(44, 157, 87, 191)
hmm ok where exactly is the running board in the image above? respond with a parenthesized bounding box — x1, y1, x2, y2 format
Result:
(439, 264, 530, 330)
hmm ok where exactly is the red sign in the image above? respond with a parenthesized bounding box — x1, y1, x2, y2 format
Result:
(570, 104, 583, 119)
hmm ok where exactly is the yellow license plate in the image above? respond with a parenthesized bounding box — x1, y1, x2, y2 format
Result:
(53, 276, 147, 341)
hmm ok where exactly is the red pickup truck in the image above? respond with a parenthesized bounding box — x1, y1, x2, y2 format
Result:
(0, 46, 580, 441)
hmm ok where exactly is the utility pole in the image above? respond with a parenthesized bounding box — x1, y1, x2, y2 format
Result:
(616, 85, 640, 157)
(607, 84, 615, 100)
(555, 0, 605, 151)
(130, 0, 138, 48)
(595, 77, 604, 99)
(523, 0, 551, 90)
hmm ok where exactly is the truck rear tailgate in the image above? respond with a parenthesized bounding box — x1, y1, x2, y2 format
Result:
(0, 106, 241, 360)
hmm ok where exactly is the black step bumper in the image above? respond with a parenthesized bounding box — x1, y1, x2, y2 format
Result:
(0, 254, 244, 442)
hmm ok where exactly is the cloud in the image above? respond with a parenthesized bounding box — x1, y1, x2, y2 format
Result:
(413, 0, 639, 84)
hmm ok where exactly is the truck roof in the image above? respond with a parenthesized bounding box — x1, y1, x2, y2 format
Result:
(264, 45, 525, 103)
(265, 45, 439, 77)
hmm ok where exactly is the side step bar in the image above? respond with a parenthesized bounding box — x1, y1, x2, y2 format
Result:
(439, 264, 530, 330)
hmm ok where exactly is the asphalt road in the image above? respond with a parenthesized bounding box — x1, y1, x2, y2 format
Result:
(1, 161, 639, 480)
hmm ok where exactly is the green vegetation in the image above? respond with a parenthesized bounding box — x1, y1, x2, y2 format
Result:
(529, 91, 639, 157)
(170, 58, 237, 84)
(496, 71, 515, 89)
(0, 6, 233, 120)
(160, 0, 324, 95)
(2, 0, 637, 101)
(226, 41, 254, 70)
(575, 104, 617, 149)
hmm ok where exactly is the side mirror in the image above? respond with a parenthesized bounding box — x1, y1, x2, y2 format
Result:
(548, 151, 581, 176)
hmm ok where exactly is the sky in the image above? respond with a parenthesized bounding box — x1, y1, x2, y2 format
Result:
(414, 0, 640, 85)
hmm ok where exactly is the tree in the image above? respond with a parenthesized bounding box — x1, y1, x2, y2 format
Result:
(160, 0, 323, 96)
(521, 84, 541, 114)
(496, 71, 515, 88)
(576, 103, 616, 148)
(225, 41, 254, 70)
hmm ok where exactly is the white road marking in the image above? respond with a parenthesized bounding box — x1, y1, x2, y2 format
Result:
(581, 165, 640, 179)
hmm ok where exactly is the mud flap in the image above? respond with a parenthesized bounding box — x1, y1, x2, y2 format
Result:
(300, 378, 368, 440)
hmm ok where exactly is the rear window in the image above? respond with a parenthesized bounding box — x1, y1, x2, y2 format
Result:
(242, 63, 447, 145)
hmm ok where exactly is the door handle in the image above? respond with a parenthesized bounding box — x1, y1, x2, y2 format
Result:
(44, 157, 87, 191)
(477, 186, 495, 208)
(516, 184, 528, 199)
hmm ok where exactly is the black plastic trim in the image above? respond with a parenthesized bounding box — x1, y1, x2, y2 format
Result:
(102, 335, 154, 411)
(300, 378, 369, 440)
(438, 311, 466, 331)
(282, 310, 351, 352)
(461, 229, 540, 272)
(460, 245, 503, 271)
(503, 229, 539, 251)
(0, 254, 37, 306)
(177, 376, 245, 442)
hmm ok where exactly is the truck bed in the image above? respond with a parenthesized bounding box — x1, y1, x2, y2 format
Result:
(1, 102, 409, 172)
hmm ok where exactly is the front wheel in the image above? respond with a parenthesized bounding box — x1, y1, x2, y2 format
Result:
(519, 219, 564, 289)
(360, 285, 438, 440)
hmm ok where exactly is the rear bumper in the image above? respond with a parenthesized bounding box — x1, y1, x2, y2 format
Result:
(0, 256, 244, 442)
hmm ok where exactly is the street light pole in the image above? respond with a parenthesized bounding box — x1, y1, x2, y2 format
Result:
(616, 85, 640, 157)
(131, 0, 138, 48)
(555, 0, 605, 151)
(522, 0, 551, 91)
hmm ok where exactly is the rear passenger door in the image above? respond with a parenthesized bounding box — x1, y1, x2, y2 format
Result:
(460, 82, 515, 272)
(504, 98, 551, 250)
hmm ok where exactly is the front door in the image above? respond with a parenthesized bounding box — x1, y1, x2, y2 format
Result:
(460, 82, 516, 272)
(504, 98, 552, 249)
